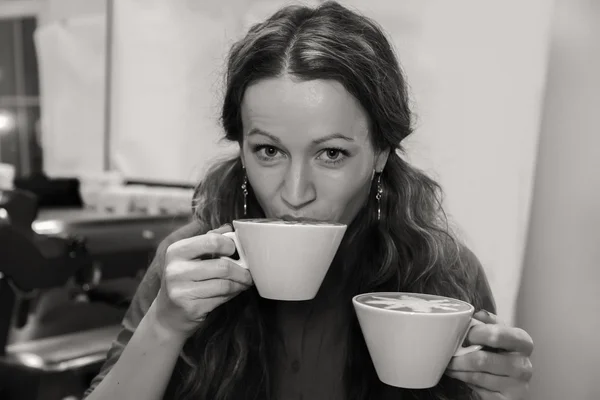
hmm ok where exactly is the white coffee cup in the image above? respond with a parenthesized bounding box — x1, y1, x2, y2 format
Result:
(352, 292, 483, 389)
(221, 218, 347, 301)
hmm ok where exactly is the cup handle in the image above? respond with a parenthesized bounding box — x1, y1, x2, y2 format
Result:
(220, 231, 248, 269)
(453, 318, 484, 357)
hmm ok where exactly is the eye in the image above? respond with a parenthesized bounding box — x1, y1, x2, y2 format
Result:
(325, 149, 343, 160)
(316, 147, 350, 165)
(252, 144, 285, 162)
(263, 146, 278, 157)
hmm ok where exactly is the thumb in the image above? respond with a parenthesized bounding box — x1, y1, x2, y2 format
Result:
(207, 223, 233, 235)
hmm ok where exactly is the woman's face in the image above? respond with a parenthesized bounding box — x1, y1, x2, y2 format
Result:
(240, 76, 389, 225)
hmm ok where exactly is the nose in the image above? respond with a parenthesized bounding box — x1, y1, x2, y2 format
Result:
(280, 161, 316, 210)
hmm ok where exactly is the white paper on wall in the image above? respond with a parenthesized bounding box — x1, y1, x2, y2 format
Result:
(110, 0, 249, 185)
(34, 15, 106, 178)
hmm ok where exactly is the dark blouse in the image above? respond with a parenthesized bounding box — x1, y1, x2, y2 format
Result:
(84, 220, 496, 400)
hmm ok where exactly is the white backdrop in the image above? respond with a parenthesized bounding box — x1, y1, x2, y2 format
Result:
(36, 0, 555, 323)
(35, 14, 106, 177)
(411, 0, 553, 324)
(109, 1, 246, 184)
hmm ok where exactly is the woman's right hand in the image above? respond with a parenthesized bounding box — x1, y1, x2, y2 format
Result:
(153, 224, 253, 338)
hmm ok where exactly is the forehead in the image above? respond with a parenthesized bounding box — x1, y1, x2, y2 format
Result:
(241, 76, 370, 143)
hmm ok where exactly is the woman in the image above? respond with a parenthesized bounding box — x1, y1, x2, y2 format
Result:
(85, 2, 533, 400)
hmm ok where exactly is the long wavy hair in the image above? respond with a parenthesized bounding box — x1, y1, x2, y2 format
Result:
(168, 2, 483, 399)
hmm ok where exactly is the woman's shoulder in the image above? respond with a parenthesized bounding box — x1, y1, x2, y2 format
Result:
(456, 243, 497, 313)
(121, 218, 210, 322)
(456, 243, 482, 273)
(159, 218, 209, 250)
(150, 218, 210, 275)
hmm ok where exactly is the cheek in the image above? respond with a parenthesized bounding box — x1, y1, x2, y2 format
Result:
(315, 172, 372, 217)
(246, 167, 281, 204)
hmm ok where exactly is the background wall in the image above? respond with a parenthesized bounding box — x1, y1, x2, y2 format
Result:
(516, 0, 600, 399)
(37, 0, 105, 25)
(29, 0, 556, 326)
(342, 0, 554, 325)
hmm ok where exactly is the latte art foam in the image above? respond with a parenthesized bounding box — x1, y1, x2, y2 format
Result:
(238, 217, 344, 226)
(360, 294, 470, 313)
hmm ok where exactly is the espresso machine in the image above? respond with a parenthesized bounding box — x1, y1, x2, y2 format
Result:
(0, 187, 189, 399)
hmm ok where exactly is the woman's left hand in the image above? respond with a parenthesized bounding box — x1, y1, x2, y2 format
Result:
(445, 310, 534, 400)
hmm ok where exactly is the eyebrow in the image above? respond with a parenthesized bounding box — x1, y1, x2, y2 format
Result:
(247, 128, 355, 145)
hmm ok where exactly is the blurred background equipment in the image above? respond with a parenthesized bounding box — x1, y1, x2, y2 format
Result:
(0, 186, 189, 399)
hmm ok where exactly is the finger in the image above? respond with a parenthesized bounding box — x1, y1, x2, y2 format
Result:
(207, 224, 233, 234)
(468, 324, 534, 355)
(473, 310, 502, 325)
(446, 371, 514, 394)
(196, 258, 253, 285)
(189, 278, 252, 299)
(170, 279, 250, 301)
(166, 229, 236, 261)
(167, 259, 253, 286)
(470, 385, 506, 400)
(447, 351, 533, 381)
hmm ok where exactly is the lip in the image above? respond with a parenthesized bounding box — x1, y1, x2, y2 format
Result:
(277, 214, 321, 221)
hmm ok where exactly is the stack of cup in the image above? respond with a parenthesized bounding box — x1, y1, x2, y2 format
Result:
(78, 171, 124, 210)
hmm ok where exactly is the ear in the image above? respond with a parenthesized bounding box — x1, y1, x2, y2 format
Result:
(374, 147, 391, 173)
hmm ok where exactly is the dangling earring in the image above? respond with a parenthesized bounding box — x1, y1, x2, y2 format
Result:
(376, 173, 383, 221)
(241, 173, 248, 216)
